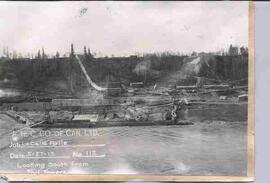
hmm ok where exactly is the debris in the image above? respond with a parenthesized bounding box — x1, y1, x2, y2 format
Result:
(130, 82, 144, 88)
(49, 111, 74, 122)
(73, 114, 99, 122)
(219, 96, 227, 100)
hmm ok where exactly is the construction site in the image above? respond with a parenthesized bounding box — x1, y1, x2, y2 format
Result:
(0, 44, 248, 128)
(0, 46, 248, 175)
(0, 0, 253, 178)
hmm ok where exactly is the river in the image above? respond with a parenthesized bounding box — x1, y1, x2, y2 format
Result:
(0, 104, 247, 176)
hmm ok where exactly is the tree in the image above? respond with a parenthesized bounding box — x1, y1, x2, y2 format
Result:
(56, 51, 60, 58)
(191, 51, 197, 56)
(42, 47, 45, 59)
(228, 44, 239, 56)
(235, 46, 239, 55)
(70, 43, 74, 57)
(245, 47, 248, 55)
(3, 47, 6, 56)
(84, 46, 87, 56)
(228, 44, 233, 56)
(12, 50, 17, 59)
(37, 50, 41, 59)
(6, 47, 9, 58)
(88, 48, 92, 57)
(240, 46, 247, 55)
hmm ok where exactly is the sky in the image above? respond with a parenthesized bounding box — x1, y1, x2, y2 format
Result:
(0, 1, 249, 57)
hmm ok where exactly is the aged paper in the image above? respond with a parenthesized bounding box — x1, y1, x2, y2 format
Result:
(0, 1, 253, 181)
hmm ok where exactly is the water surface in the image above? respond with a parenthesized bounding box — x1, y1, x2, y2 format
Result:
(0, 105, 247, 176)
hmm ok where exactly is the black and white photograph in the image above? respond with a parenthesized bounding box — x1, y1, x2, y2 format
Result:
(0, 1, 253, 181)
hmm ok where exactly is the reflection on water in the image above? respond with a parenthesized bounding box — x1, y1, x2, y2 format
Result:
(103, 160, 138, 174)
(101, 121, 247, 176)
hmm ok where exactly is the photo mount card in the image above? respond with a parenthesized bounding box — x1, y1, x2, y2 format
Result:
(0, 1, 254, 182)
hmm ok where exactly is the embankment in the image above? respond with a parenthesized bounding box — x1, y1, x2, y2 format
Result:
(0, 54, 248, 97)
